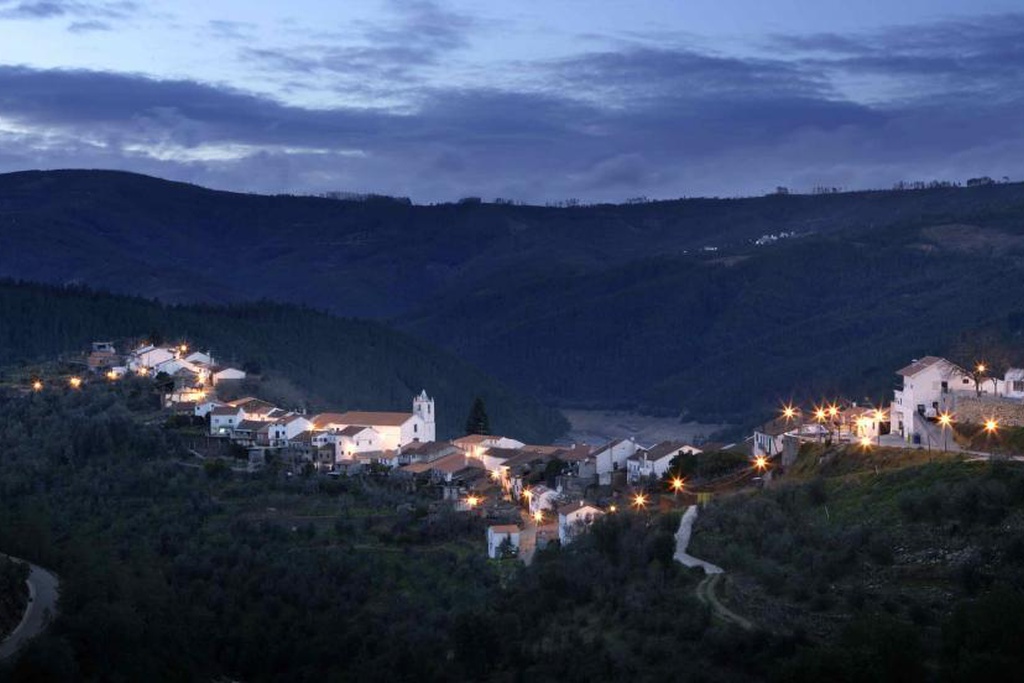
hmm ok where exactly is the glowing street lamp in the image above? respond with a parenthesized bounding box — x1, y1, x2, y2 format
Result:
(608, 504, 617, 513)
(68, 376, 82, 389)
(106, 370, 119, 381)
(938, 411, 953, 452)
(631, 492, 648, 510)
(859, 435, 872, 449)
(670, 476, 685, 495)
(533, 510, 544, 524)
(522, 488, 533, 502)
(781, 404, 797, 421)
(465, 495, 480, 509)
(31, 379, 43, 392)
(984, 418, 999, 435)
(753, 455, 769, 472)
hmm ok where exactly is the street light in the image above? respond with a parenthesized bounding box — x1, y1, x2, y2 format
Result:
(31, 379, 43, 392)
(533, 510, 544, 524)
(670, 476, 685, 496)
(938, 411, 953, 452)
(753, 455, 768, 472)
(465, 495, 480, 509)
(69, 376, 82, 389)
(632, 492, 648, 509)
(781, 404, 797, 421)
(984, 418, 999, 435)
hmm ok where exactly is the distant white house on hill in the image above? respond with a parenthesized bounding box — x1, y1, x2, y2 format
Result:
(487, 525, 521, 559)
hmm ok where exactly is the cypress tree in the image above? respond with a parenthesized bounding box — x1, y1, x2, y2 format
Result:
(465, 397, 490, 435)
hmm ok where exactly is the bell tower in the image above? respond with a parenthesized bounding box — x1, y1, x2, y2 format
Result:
(413, 390, 435, 442)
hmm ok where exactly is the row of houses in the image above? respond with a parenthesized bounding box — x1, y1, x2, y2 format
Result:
(201, 390, 438, 467)
(752, 355, 1024, 457)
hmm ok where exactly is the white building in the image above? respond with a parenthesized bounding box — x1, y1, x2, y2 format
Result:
(312, 391, 435, 452)
(210, 406, 245, 436)
(453, 434, 525, 462)
(1003, 369, 1024, 399)
(128, 345, 175, 371)
(558, 502, 605, 545)
(333, 426, 383, 461)
(212, 367, 246, 384)
(626, 441, 691, 483)
(893, 356, 975, 442)
(592, 438, 640, 485)
(487, 525, 521, 559)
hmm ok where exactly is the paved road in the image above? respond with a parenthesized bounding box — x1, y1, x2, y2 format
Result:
(673, 506, 723, 574)
(0, 556, 60, 661)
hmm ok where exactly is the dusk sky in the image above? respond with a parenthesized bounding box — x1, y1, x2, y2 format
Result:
(1, 0, 1023, 203)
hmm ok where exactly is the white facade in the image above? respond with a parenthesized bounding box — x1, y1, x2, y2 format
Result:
(334, 427, 383, 461)
(129, 345, 175, 370)
(487, 525, 521, 559)
(185, 351, 214, 365)
(194, 400, 225, 418)
(213, 368, 246, 384)
(281, 415, 313, 439)
(894, 357, 975, 442)
(1004, 369, 1024, 399)
(210, 407, 244, 436)
(528, 485, 560, 515)
(558, 503, 604, 545)
(412, 390, 436, 442)
(594, 438, 639, 485)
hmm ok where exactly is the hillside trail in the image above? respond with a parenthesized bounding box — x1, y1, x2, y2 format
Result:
(675, 506, 755, 631)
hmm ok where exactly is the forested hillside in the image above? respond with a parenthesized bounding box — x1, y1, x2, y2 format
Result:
(4, 170, 1024, 424)
(0, 281, 568, 442)
(4, 385, 1024, 681)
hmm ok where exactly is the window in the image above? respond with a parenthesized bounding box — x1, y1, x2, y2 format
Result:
(1014, 381, 1024, 392)
(414, 424, 418, 433)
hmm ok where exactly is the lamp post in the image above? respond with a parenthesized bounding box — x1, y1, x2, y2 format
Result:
(938, 411, 953, 452)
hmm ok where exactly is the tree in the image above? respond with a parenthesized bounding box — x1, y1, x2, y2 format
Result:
(465, 397, 490, 435)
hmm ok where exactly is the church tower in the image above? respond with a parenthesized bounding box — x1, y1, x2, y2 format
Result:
(413, 390, 436, 442)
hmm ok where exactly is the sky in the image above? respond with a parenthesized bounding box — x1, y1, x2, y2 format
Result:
(1, 0, 1023, 203)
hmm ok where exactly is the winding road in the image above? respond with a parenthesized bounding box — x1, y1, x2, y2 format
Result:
(675, 506, 754, 631)
(0, 556, 60, 661)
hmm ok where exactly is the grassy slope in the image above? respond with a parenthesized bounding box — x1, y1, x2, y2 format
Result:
(691, 446, 1024, 679)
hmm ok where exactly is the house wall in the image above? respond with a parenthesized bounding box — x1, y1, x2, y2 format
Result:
(898, 362, 976, 441)
(210, 411, 243, 435)
(487, 530, 521, 558)
(336, 429, 382, 461)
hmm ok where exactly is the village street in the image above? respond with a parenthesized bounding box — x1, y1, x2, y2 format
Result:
(0, 555, 60, 661)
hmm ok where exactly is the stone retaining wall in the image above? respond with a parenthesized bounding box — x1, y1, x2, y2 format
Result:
(952, 395, 1024, 427)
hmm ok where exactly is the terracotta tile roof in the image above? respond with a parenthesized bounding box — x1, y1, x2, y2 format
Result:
(453, 434, 495, 445)
(557, 501, 604, 517)
(337, 425, 373, 437)
(644, 441, 690, 462)
(428, 452, 478, 474)
(211, 406, 242, 416)
(312, 411, 412, 428)
(401, 462, 434, 474)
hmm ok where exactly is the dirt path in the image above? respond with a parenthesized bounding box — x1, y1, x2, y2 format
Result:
(675, 506, 755, 631)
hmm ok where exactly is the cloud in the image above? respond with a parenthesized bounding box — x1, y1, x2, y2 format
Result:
(0, 0, 136, 20)
(67, 18, 109, 32)
(1, 13, 1024, 202)
(241, 0, 475, 90)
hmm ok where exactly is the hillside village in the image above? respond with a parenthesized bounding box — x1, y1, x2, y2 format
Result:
(26, 340, 1024, 561)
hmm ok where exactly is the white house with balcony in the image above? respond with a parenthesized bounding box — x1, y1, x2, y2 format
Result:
(893, 356, 975, 442)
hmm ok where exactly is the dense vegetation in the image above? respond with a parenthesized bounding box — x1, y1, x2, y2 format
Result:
(0, 555, 29, 643)
(0, 382, 755, 681)
(5, 170, 1024, 424)
(4, 384, 1024, 680)
(0, 280, 567, 442)
(692, 446, 1024, 681)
